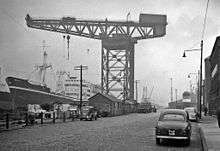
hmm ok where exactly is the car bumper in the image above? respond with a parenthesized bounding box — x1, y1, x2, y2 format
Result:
(80, 115, 90, 119)
(156, 135, 188, 139)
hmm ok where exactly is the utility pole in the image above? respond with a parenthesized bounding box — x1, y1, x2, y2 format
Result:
(175, 88, 178, 109)
(170, 78, 173, 102)
(197, 70, 200, 116)
(135, 80, 140, 103)
(199, 40, 203, 119)
(74, 65, 88, 112)
(67, 35, 70, 60)
(189, 80, 192, 93)
(175, 89, 178, 101)
(183, 45, 203, 118)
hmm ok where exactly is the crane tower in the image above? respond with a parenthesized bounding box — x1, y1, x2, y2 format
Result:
(25, 14, 167, 103)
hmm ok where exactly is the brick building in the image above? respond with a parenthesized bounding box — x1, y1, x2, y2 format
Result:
(209, 36, 220, 115)
(204, 56, 211, 109)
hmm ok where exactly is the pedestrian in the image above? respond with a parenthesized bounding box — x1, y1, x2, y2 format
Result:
(204, 106, 208, 116)
(28, 113, 35, 125)
(216, 106, 220, 128)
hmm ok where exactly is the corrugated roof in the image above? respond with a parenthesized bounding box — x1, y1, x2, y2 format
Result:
(89, 92, 122, 103)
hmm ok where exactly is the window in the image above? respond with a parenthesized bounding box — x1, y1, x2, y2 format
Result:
(66, 93, 73, 95)
(160, 113, 185, 121)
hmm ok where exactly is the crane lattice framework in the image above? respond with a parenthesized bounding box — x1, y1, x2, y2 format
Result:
(25, 14, 167, 103)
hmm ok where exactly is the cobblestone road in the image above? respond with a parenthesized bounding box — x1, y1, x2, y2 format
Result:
(0, 112, 202, 151)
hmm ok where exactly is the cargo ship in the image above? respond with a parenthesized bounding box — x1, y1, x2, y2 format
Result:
(2, 51, 78, 111)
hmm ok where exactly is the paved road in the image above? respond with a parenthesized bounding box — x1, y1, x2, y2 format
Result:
(0, 112, 202, 151)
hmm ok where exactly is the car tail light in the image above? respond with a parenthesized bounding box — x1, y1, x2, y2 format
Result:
(155, 127, 161, 134)
(182, 126, 190, 134)
(186, 126, 191, 130)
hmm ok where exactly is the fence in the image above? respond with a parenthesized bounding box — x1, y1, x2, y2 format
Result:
(0, 110, 78, 131)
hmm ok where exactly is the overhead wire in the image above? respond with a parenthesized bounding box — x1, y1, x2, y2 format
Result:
(188, 0, 210, 49)
(201, 0, 210, 40)
(189, 41, 200, 49)
(0, 7, 40, 41)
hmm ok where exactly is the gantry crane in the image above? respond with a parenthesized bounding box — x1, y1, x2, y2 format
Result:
(25, 14, 167, 103)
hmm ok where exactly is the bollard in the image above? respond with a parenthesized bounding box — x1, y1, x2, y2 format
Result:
(40, 112, 43, 124)
(53, 112, 55, 124)
(25, 113, 28, 126)
(63, 112, 66, 122)
(6, 113, 9, 129)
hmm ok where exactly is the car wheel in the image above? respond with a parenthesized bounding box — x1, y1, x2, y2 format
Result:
(90, 116, 93, 121)
(156, 138, 160, 145)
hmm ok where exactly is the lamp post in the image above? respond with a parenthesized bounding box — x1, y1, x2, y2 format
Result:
(135, 80, 140, 103)
(182, 40, 203, 119)
(170, 78, 173, 102)
(74, 65, 88, 112)
(175, 89, 178, 109)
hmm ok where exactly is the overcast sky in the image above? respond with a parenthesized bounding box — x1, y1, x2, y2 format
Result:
(0, 0, 220, 106)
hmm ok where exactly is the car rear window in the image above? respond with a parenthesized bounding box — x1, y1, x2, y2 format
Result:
(160, 113, 185, 121)
(185, 108, 196, 113)
(185, 109, 194, 113)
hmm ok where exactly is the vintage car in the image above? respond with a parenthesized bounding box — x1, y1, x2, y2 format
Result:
(155, 109, 191, 145)
(184, 107, 198, 122)
(68, 106, 80, 120)
(79, 106, 98, 121)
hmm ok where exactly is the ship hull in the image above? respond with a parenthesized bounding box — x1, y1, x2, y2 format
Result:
(6, 77, 79, 109)
(8, 86, 78, 108)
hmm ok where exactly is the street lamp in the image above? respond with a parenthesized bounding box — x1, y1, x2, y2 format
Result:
(135, 80, 140, 103)
(182, 40, 203, 119)
(187, 72, 197, 78)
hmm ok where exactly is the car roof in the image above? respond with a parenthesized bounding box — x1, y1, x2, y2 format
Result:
(82, 106, 94, 109)
(161, 109, 187, 115)
(184, 107, 196, 110)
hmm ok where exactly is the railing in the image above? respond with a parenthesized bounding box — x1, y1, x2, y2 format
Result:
(0, 111, 78, 131)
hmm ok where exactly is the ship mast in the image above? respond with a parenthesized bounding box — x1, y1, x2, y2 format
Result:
(38, 40, 52, 86)
(0, 66, 2, 78)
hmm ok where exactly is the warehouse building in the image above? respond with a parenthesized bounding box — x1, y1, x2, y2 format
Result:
(209, 36, 220, 115)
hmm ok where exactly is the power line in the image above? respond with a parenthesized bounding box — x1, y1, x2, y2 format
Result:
(189, 41, 200, 49)
(0, 8, 28, 32)
(0, 7, 40, 41)
(188, 0, 210, 49)
(201, 0, 210, 40)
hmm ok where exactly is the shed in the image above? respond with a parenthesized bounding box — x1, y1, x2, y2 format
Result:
(88, 93, 123, 116)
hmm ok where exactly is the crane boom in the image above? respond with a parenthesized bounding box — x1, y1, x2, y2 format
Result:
(25, 14, 166, 40)
(25, 13, 167, 103)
